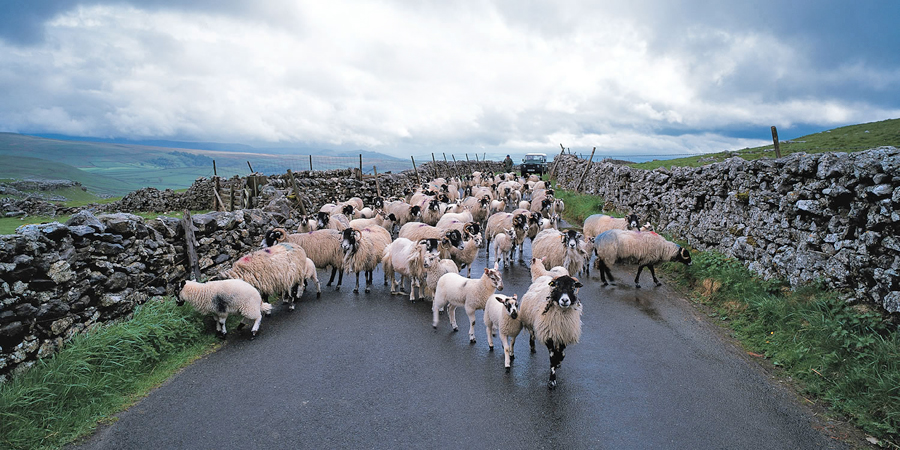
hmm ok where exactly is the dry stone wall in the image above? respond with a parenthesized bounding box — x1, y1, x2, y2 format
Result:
(0, 160, 504, 381)
(552, 147, 900, 313)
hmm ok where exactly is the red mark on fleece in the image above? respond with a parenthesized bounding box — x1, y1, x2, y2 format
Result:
(240, 256, 251, 262)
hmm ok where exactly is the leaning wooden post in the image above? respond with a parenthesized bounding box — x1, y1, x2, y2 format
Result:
(373, 166, 382, 198)
(550, 143, 567, 178)
(411, 156, 421, 185)
(451, 154, 463, 180)
(575, 147, 596, 192)
(309, 155, 313, 171)
(182, 210, 202, 281)
(359, 154, 363, 181)
(287, 169, 306, 215)
(771, 126, 782, 159)
(247, 161, 254, 173)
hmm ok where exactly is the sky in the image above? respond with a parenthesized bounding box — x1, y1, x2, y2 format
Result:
(1, 1, 899, 160)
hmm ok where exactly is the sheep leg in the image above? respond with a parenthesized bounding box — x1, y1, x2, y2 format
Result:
(528, 330, 536, 353)
(547, 340, 566, 389)
(353, 272, 361, 294)
(216, 314, 227, 339)
(508, 334, 516, 361)
(501, 334, 512, 372)
(365, 270, 373, 293)
(647, 264, 662, 286)
(248, 314, 262, 338)
(448, 305, 459, 331)
(485, 322, 494, 350)
(466, 305, 478, 343)
(312, 273, 321, 298)
(432, 298, 445, 329)
(326, 266, 338, 287)
(634, 265, 645, 289)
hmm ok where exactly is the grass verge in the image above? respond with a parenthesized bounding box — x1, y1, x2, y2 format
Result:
(0, 299, 220, 450)
(556, 187, 900, 444)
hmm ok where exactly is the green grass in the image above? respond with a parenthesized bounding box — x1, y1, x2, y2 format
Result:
(555, 187, 900, 444)
(0, 299, 220, 450)
(631, 118, 900, 170)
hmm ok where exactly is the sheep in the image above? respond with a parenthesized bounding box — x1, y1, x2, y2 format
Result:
(421, 198, 444, 225)
(435, 210, 474, 228)
(448, 229, 480, 277)
(178, 279, 273, 339)
(422, 252, 459, 301)
(340, 226, 392, 294)
(484, 211, 529, 260)
(381, 237, 428, 301)
(296, 215, 316, 233)
(582, 213, 640, 239)
(264, 227, 344, 290)
(301, 257, 321, 298)
(519, 274, 583, 389)
(483, 294, 522, 372)
(349, 209, 396, 233)
(432, 262, 504, 344)
(492, 228, 515, 269)
(461, 195, 492, 226)
(352, 206, 376, 219)
(489, 198, 507, 216)
(317, 211, 351, 231)
(384, 200, 422, 232)
(530, 257, 569, 282)
(531, 229, 586, 277)
(223, 243, 310, 310)
(398, 222, 466, 258)
(592, 229, 692, 288)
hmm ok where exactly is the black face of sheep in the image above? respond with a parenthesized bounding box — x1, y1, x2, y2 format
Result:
(529, 212, 542, 226)
(545, 275, 583, 312)
(479, 197, 491, 208)
(316, 212, 330, 228)
(540, 198, 553, 212)
(428, 199, 441, 211)
(373, 197, 384, 209)
(409, 205, 422, 218)
(445, 229, 465, 250)
(559, 230, 582, 250)
(342, 204, 355, 217)
(625, 213, 640, 230)
(264, 229, 285, 247)
(438, 193, 450, 203)
(419, 238, 441, 254)
(675, 246, 692, 265)
(513, 214, 528, 231)
(340, 229, 360, 254)
(176, 280, 188, 306)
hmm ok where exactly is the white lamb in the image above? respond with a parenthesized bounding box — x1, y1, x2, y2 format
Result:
(492, 228, 515, 269)
(422, 252, 459, 301)
(530, 257, 568, 282)
(483, 294, 522, 372)
(178, 279, 273, 339)
(519, 274, 583, 389)
(382, 237, 428, 301)
(432, 262, 504, 344)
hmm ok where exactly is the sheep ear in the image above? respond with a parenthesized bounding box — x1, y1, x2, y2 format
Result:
(548, 280, 556, 287)
(495, 296, 505, 303)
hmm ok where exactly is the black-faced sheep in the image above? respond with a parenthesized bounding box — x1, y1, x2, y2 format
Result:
(317, 211, 351, 231)
(531, 229, 587, 277)
(432, 262, 504, 344)
(296, 215, 316, 233)
(341, 227, 392, 294)
(519, 274, 583, 389)
(224, 243, 311, 310)
(483, 294, 522, 372)
(592, 229, 692, 288)
(178, 279, 272, 339)
(583, 213, 640, 239)
(398, 222, 466, 258)
(264, 228, 344, 290)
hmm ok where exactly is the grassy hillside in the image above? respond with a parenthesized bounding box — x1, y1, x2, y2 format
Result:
(632, 118, 900, 170)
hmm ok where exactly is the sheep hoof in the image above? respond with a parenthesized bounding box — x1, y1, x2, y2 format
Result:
(635, 284, 641, 289)
(353, 288, 360, 294)
(655, 281, 663, 287)
(316, 292, 321, 298)
(547, 380, 558, 389)
(601, 282, 609, 287)
(470, 338, 477, 344)
(217, 332, 227, 340)
(365, 287, 371, 293)
(452, 327, 459, 332)
(509, 354, 515, 361)
(505, 366, 511, 374)
(489, 346, 494, 351)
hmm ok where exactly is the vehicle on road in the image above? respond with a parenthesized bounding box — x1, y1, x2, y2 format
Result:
(520, 153, 547, 177)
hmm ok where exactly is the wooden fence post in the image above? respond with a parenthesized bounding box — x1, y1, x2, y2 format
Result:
(551, 143, 567, 178)
(575, 147, 596, 192)
(287, 169, 306, 215)
(359, 154, 363, 181)
(411, 156, 421, 185)
(309, 155, 313, 172)
(373, 166, 382, 198)
(771, 126, 782, 158)
(182, 210, 202, 281)
(247, 161, 254, 173)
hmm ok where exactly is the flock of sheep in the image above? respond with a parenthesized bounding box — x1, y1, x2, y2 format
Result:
(177, 171, 692, 388)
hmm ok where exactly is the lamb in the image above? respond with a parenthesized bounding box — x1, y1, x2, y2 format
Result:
(531, 229, 586, 277)
(296, 215, 316, 233)
(223, 243, 310, 310)
(422, 252, 459, 301)
(432, 262, 504, 344)
(398, 222, 466, 258)
(349, 209, 396, 233)
(340, 226, 392, 294)
(592, 229, 692, 288)
(448, 229, 480, 277)
(583, 213, 640, 239)
(264, 227, 344, 290)
(483, 294, 522, 372)
(519, 274, 583, 389)
(178, 279, 272, 339)
(301, 257, 321, 298)
(492, 228, 515, 269)
(530, 257, 569, 282)
(381, 237, 428, 301)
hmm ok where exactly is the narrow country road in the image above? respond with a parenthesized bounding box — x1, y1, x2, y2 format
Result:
(71, 238, 851, 449)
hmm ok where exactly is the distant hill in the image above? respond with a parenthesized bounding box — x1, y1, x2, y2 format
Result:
(0, 133, 408, 197)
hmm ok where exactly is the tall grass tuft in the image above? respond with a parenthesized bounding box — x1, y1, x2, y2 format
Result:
(0, 299, 218, 450)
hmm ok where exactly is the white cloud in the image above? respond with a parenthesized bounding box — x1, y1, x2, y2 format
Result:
(0, 0, 897, 158)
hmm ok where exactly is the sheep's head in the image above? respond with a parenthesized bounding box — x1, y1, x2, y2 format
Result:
(419, 238, 441, 254)
(428, 198, 441, 211)
(494, 294, 519, 319)
(342, 204, 355, 217)
(176, 279, 190, 306)
(513, 213, 528, 231)
(316, 211, 330, 228)
(264, 228, 286, 247)
(504, 228, 515, 241)
(674, 246, 692, 266)
(625, 213, 640, 230)
(409, 205, 422, 218)
(423, 252, 440, 269)
(544, 275, 583, 313)
(372, 197, 384, 209)
(485, 262, 504, 291)
(560, 229, 582, 250)
(445, 229, 465, 250)
(340, 229, 360, 253)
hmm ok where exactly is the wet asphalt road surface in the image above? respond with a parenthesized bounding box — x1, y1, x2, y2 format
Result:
(72, 239, 848, 450)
